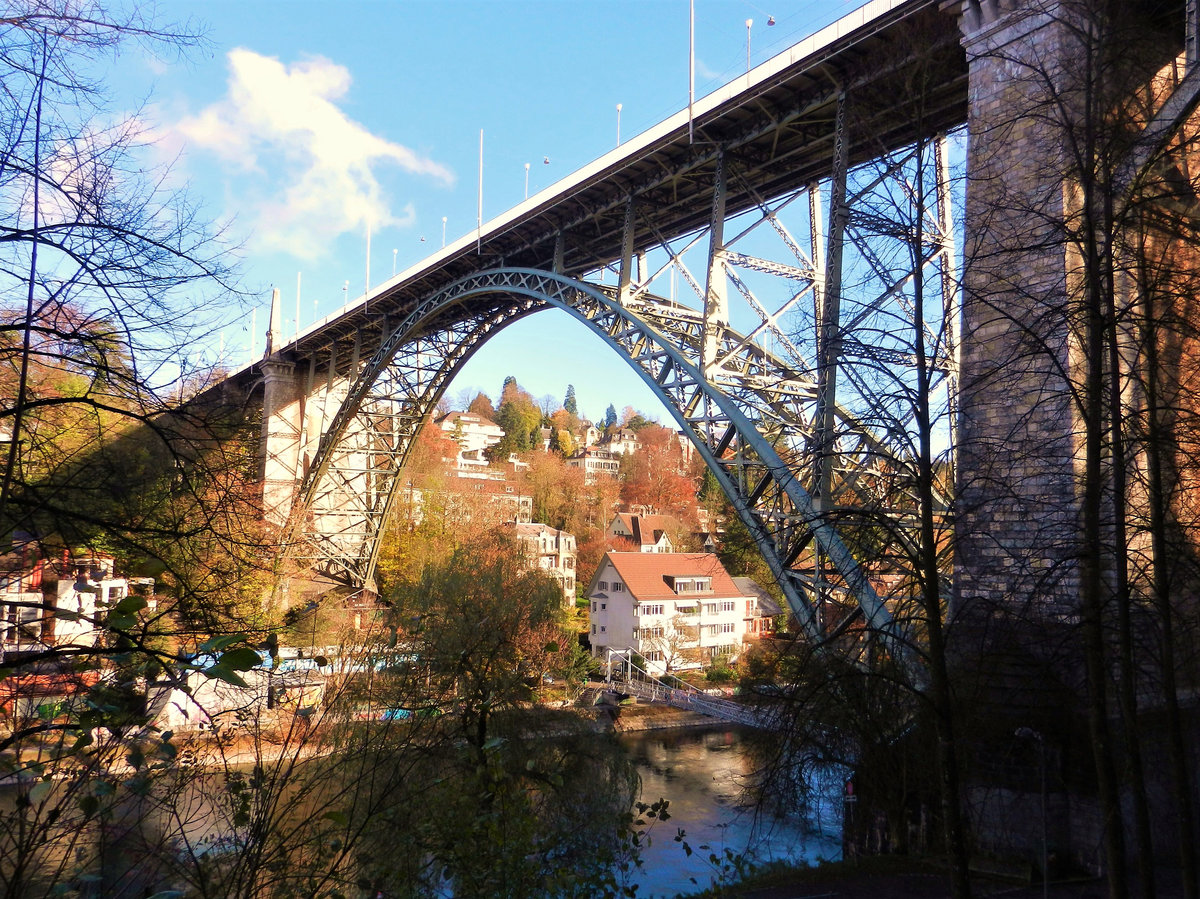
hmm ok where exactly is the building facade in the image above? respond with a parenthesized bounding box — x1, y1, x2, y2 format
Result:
(587, 552, 748, 675)
(505, 522, 578, 605)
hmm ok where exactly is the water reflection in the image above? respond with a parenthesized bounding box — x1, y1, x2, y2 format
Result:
(0, 723, 841, 898)
(621, 726, 843, 898)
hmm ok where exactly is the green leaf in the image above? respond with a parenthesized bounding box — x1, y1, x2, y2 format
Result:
(218, 647, 262, 671)
(322, 810, 348, 827)
(112, 594, 148, 616)
(198, 633, 245, 654)
(202, 665, 248, 688)
(105, 612, 137, 631)
(28, 780, 53, 804)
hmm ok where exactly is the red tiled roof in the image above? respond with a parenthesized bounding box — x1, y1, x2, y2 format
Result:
(599, 552, 743, 601)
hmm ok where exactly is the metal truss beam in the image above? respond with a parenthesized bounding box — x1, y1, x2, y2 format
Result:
(288, 268, 924, 655)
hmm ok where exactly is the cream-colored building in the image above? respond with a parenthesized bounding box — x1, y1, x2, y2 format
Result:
(505, 522, 578, 605)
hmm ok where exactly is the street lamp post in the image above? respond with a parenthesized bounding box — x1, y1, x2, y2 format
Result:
(616, 103, 622, 147)
(392, 248, 397, 276)
(441, 216, 447, 248)
(524, 162, 530, 199)
(746, 19, 753, 73)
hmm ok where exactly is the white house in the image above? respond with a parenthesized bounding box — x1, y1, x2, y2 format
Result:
(587, 552, 748, 675)
(438, 411, 505, 469)
(606, 512, 675, 553)
(565, 448, 620, 484)
(505, 522, 578, 605)
(603, 428, 640, 456)
(0, 551, 153, 654)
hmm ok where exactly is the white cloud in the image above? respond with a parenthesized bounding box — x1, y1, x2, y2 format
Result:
(173, 49, 453, 260)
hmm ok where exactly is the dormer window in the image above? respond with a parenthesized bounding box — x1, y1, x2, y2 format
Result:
(664, 576, 713, 594)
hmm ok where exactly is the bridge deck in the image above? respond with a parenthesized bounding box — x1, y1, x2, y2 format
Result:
(222, 0, 966, 385)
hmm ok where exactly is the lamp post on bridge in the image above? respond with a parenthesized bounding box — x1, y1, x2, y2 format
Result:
(616, 103, 622, 147)
(746, 19, 753, 73)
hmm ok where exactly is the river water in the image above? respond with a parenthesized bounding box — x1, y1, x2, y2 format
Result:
(0, 722, 842, 898)
(619, 725, 844, 898)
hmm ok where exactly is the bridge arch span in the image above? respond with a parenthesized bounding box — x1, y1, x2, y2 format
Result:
(289, 267, 900, 648)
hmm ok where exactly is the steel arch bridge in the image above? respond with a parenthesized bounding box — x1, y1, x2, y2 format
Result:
(287, 105, 959, 647)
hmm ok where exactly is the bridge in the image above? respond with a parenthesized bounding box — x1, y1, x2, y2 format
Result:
(209, 0, 1200, 647)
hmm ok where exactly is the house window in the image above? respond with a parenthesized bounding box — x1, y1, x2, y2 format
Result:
(598, 581, 609, 591)
(591, 602, 597, 612)
(591, 625, 596, 634)
(600, 625, 606, 633)
(644, 650, 664, 662)
(601, 603, 606, 611)
(641, 603, 664, 616)
(639, 626, 664, 639)
(612, 582, 624, 592)
(721, 601, 736, 612)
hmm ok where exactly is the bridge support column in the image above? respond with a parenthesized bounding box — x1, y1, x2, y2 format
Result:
(946, 0, 1092, 619)
(260, 357, 303, 528)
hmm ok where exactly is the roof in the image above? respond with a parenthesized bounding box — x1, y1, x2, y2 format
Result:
(438, 411, 501, 430)
(731, 577, 784, 617)
(599, 552, 743, 602)
(506, 522, 574, 541)
(610, 513, 676, 546)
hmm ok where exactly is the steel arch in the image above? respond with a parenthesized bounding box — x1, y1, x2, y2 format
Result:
(288, 268, 909, 650)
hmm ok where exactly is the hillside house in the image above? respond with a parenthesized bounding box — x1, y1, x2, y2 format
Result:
(504, 522, 578, 605)
(565, 447, 620, 483)
(603, 428, 640, 456)
(438, 411, 505, 470)
(587, 552, 749, 675)
(606, 512, 675, 553)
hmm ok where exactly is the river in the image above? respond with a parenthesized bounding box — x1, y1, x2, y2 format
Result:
(619, 725, 844, 898)
(0, 721, 843, 898)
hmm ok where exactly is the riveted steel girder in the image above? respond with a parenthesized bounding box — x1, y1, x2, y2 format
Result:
(288, 268, 919, 653)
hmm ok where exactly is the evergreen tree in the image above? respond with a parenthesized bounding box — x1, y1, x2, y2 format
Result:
(603, 404, 618, 429)
(564, 384, 578, 415)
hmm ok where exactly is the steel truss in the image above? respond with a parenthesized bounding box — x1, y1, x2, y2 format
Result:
(289, 129, 959, 654)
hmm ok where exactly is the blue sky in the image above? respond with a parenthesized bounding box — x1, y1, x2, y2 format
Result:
(118, 0, 863, 424)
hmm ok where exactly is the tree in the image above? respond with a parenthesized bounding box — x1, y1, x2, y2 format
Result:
(491, 377, 542, 459)
(466, 391, 496, 420)
(0, 3, 274, 895)
(603, 404, 618, 429)
(564, 384, 578, 415)
(619, 424, 701, 522)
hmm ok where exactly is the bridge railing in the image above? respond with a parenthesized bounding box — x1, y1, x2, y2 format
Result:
(606, 654, 779, 729)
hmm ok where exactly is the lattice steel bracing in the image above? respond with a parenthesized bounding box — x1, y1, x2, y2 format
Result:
(256, 0, 967, 654)
(290, 123, 958, 651)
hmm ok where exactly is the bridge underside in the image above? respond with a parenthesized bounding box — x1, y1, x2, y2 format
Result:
(260, 0, 1197, 654)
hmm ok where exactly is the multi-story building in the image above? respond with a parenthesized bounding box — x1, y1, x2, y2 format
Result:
(1, 549, 154, 655)
(565, 447, 620, 483)
(602, 428, 640, 456)
(437, 411, 505, 470)
(730, 576, 783, 639)
(587, 552, 748, 675)
(504, 522, 577, 606)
